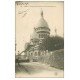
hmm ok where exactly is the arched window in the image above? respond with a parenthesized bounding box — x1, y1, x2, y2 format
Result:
(40, 34, 42, 38)
(42, 34, 44, 38)
(39, 34, 40, 38)
(38, 52, 40, 56)
(35, 52, 37, 56)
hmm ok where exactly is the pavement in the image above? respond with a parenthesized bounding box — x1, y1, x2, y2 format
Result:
(15, 62, 64, 78)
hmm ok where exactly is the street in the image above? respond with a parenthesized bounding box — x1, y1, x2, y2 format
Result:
(15, 62, 64, 78)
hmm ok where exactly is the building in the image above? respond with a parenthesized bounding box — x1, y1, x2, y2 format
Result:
(30, 10, 50, 44)
(25, 10, 50, 61)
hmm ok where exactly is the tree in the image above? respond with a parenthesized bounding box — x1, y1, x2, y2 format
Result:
(25, 43, 31, 51)
(39, 36, 64, 51)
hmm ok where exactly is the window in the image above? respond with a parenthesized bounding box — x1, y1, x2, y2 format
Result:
(35, 52, 37, 56)
(39, 34, 41, 38)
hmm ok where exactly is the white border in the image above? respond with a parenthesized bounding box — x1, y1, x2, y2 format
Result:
(0, 0, 80, 80)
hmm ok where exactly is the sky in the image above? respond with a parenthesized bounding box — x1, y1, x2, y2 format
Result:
(15, 1, 64, 54)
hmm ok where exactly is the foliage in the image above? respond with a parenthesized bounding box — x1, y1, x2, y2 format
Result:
(25, 43, 32, 51)
(39, 36, 64, 51)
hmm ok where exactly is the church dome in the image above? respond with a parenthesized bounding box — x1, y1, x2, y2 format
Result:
(30, 9, 50, 42)
(36, 17, 49, 28)
(35, 9, 49, 29)
(30, 29, 39, 39)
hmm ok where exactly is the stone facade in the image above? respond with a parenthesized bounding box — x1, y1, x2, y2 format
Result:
(26, 10, 50, 60)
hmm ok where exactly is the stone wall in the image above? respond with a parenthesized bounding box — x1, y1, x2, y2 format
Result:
(38, 49, 64, 70)
(16, 49, 64, 70)
(50, 49, 64, 70)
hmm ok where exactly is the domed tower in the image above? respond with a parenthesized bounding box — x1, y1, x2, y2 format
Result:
(30, 9, 50, 45)
(30, 28, 39, 45)
(35, 9, 50, 43)
(29, 10, 51, 59)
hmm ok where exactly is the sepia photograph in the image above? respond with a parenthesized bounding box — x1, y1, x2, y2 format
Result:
(15, 1, 64, 78)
